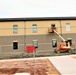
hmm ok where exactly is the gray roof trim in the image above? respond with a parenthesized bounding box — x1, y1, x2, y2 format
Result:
(0, 17, 76, 22)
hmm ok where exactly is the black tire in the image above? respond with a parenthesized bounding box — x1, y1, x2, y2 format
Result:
(57, 50, 60, 53)
(68, 49, 72, 53)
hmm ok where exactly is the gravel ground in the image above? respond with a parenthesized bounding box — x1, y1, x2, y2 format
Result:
(0, 58, 61, 75)
(0, 49, 76, 60)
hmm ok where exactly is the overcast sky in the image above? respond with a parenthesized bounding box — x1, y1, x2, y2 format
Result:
(0, 0, 76, 18)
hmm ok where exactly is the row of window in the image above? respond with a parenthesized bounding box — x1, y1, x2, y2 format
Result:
(33, 39, 72, 48)
(13, 40, 38, 50)
(52, 39, 72, 47)
(13, 23, 70, 34)
(13, 38, 72, 50)
(32, 23, 71, 33)
(13, 24, 37, 34)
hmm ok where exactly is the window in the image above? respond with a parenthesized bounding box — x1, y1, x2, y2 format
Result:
(52, 39, 57, 47)
(66, 23, 70, 31)
(32, 24, 37, 33)
(67, 38, 72, 46)
(33, 40, 38, 48)
(13, 42, 18, 50)
(13, 25, 18, 34)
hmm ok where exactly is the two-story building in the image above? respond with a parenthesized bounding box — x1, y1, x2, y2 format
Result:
(0, 17, 76, 55)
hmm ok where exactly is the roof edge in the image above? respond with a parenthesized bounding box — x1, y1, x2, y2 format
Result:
(0, 17, 76, 22)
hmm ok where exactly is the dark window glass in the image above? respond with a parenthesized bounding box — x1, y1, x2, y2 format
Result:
(33, 40, 38, 48)
(52, 39, 57, 47)
(67, 39, 72, 46)
(13, 42, 18, 50)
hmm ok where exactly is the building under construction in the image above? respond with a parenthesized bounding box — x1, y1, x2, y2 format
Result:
(0, 17, 76, 56)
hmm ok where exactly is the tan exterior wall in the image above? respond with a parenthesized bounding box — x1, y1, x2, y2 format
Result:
(0, 21, 24, 36)
(0, 19, 76, 56)
(25, 20, 61, 35)
(0, 20, 76, 36)
(61, 20, 76, 33)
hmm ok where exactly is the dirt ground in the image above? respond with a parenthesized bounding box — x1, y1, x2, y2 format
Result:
(0, 58, 61, 75)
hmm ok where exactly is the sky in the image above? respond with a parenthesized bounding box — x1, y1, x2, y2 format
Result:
(0, 0, 76, 18)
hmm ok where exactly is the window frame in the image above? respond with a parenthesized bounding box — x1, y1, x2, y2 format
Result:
(66, 23, 70, 31)
(13, 41, 18, 50)
(13, 25, 18, 34)
(67, 38, 72, 46)
(52, 39, 57, 47)
(33, 40, 38, 48)
(32, 24, 37, 33)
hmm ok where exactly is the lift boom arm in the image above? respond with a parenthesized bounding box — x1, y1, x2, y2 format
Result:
(54, 30, 66, 42)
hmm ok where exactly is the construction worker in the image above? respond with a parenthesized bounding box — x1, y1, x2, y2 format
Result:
(51, 25, 56, 32)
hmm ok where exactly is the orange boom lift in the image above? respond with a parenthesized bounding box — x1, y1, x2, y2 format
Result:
(53, 30, 71, 53)
(48, 24, 73, 53)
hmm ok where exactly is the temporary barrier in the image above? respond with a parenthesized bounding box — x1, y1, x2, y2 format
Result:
(26, 46, 36, 53)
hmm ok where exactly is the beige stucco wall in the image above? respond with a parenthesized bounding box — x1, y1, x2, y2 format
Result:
(25, 20, 61, 35)
(0, 21, 24, 36)
(0, 20, 76, 36)
(61, 20, 76, 33)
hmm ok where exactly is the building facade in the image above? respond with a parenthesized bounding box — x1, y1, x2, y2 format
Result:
(0, 17, 76, 54)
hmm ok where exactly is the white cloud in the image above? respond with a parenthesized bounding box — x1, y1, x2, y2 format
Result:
(0, 0, 76, 18)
